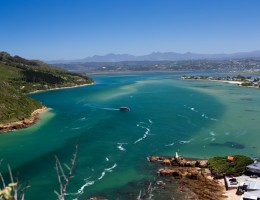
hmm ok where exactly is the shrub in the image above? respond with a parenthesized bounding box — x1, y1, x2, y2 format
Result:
(208, 155, 253, 177)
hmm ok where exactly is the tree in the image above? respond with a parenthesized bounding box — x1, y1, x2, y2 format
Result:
(208, 155, 253, 177)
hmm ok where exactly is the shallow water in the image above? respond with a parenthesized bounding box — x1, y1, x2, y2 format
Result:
(0, 73, 259, 199)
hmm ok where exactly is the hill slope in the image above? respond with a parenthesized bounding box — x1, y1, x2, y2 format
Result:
(0, 52, 93, 125)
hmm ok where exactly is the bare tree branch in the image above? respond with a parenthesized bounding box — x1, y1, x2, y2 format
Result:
(0, 172, 6, 189)
(0, 159, 6, 191)
(0, 161, 29, 200)
(8, 164, 17, 200)
(55, 157, 63, 199)
(19, 183, 30, 200)
(54, 144, 78, 200)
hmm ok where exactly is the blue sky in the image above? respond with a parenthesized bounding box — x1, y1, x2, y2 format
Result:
(1, 0, 260, 60)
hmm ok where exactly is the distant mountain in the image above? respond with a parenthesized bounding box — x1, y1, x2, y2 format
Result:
(48, 50, 260, 64)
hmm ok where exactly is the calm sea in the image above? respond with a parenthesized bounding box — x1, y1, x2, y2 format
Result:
(0, 73, 259, 199)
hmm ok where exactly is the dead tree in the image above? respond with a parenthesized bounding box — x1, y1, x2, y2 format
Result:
(0, 160, 29, 200)
(54, 144, 78, 200)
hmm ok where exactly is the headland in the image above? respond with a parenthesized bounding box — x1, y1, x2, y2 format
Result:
(0, 106, 48, 133)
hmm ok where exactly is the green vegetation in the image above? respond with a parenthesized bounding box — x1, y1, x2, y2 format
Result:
(0, 52, 93, 124)
(208, 155, 253, 177)
(241, 82, 251, 86)
(0, 81, 42, 123)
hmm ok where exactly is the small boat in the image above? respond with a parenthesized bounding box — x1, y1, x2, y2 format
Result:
(120, 106, 130, 111)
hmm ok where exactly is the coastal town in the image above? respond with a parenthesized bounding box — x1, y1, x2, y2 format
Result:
(181, 74, 260, 88)
(55, 58, 260, 73)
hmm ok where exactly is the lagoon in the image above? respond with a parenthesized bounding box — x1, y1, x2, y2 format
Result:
(0, 73, 260, 199)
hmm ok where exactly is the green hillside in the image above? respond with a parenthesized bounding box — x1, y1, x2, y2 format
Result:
(0, 52, 93, 124)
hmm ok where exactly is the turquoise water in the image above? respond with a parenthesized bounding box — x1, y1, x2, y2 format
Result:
(0, 73, 260, 199)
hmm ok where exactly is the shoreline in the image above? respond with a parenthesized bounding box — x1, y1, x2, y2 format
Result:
(182, 77, 260, 89)
(147, 155, 236, 199)
(0, 106, 48, 133)
(209, 79, 259, 89)
(212, 80, 243, 84)
(28, 82, 94, 94)
(182, 78, 243, 85)
(0, 83, 94, 133)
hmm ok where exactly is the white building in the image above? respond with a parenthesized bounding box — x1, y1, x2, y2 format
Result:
(242, 180, 260, 200)
(246, 163, 260, 175)
(243, 190, 260, 200)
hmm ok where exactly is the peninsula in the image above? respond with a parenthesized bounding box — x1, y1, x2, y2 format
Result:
(0, 52, 93, 132)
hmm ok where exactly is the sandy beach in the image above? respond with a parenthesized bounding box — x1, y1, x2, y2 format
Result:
(184, 78, 243, 86)
(29, 82, 94, 94)
(211, 80, 243, 85)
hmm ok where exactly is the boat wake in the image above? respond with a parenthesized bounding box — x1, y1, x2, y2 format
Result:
(102, 108, 120, 111)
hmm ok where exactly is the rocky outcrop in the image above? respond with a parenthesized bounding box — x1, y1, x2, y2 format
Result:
(147, 156, 159, 162)
(147, 155, 208, 168)
(157, 167, 200, 179)
(0, 107, 47, 133)
(147, 155, 225, 199)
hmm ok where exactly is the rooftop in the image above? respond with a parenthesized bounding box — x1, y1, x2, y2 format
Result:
(245, 180, 260, 190)
(247, 162, 260, 170)
(243, 190, 260, 199)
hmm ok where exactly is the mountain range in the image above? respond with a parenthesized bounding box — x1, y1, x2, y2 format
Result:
(48, 50, 260, 64)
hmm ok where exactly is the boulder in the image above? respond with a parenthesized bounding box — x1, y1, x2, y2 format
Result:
(147, 156, 158, 162)
(162, 159, 171, 165)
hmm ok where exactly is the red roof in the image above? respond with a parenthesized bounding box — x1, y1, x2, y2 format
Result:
(227, 156, 234, 161)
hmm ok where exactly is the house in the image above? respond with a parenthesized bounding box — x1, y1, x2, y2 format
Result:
(246, 163, 260, 175)
(227, 156, 234, 162)
(241, 180, 260, 200)
(243, 180, 260, 191)
(242, 190, 260, 200)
